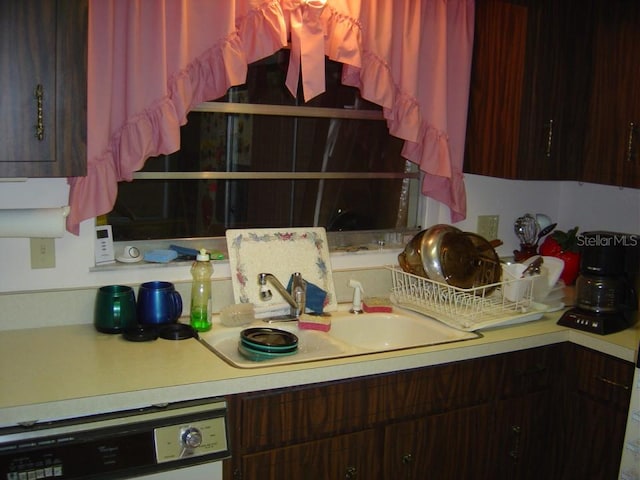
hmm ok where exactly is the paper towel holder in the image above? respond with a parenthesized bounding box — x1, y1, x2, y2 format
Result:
(0, 206, 70, 238)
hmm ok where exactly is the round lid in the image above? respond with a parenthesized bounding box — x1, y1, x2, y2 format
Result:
(121, 325, 159, 342)
(196, 248, 210, 262)
(240, 328, 298, 347)
(158, 323, 199, 340)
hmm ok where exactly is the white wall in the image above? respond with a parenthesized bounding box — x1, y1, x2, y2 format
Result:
(0, 175, 637, 294)
(426, 174, 639, 258)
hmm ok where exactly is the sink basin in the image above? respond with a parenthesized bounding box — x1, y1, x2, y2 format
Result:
(327, 312, 476, 351)
(199, 306, 480, 368)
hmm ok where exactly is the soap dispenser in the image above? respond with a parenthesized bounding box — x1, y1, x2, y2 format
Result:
(348, 279, 364, 314)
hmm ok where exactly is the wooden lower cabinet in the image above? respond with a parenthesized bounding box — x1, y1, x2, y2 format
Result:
(225, 344, 632, 480)
(384, 404, 493, 479)
(558, 344, 635, 480)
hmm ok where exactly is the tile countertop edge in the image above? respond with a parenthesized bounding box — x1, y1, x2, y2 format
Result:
(0, 311, 637, 426)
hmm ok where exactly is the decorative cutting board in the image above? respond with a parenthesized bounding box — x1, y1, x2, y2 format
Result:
(226, 228, 337, 311)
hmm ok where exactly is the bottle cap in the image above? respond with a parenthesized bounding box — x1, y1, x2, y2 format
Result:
(196, 248, 210, 261)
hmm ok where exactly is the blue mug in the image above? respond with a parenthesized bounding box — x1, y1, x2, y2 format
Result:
(137, 281, 183, 325)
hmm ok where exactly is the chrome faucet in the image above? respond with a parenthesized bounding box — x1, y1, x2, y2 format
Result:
(258, 272, 307, 320)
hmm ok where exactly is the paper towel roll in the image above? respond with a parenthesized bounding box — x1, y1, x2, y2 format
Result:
(0, 206, 70, 238)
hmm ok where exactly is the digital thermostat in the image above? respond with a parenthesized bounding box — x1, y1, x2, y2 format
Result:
(95, 225, 115, 264)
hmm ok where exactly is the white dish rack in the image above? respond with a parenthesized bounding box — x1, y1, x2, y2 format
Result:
(389, 266, 543, 331)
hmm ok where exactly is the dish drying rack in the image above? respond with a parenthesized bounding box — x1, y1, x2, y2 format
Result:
(389, 266, 542, 331)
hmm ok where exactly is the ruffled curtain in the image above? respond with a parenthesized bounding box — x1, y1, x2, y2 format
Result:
(66, 0, 474, 234)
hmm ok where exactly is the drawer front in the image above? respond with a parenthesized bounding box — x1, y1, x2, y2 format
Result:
(498, 344, 562, 398)
(381, 355, 501, 418)
(567, 344, 634, 409)
(237, 376, 385, 450)
(240, 429, 381, 480)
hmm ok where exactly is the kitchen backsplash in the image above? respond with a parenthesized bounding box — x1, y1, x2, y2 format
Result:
(0, 267, 393, 331)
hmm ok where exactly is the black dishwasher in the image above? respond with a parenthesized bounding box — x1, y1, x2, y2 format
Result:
(0, 397, 230, 479)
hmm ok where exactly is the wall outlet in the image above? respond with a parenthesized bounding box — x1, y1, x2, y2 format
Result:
(30, 238, 56, 269)
(477, 215, 500, 241)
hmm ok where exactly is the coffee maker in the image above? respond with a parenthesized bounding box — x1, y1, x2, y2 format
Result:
(558, 231, 639, 335)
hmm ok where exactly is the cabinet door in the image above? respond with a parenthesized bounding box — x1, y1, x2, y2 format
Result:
(559, 344, 634, 479)
(240, 430, 381, 480)
(465, 0, 529, 179)
(383, 404, 493, 480)
(559, 392, 630, 480)
(0, 0, 86, 177)
(516, 1, 594, 180)
(582, 0, 640, 187)
(491, 392, 555, 480)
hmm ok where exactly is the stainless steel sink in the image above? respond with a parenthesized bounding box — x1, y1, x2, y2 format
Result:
(199, 305, 480, 368)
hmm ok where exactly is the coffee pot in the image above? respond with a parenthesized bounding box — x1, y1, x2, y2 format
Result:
(559, 231, 638, 334)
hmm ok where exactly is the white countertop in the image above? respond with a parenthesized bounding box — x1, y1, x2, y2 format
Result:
(1, 309, 638, 427)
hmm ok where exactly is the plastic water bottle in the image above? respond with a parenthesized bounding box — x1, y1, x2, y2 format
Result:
(190, 248, 213, 332)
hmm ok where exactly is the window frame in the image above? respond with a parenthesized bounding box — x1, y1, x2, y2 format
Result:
(130, 101, 420, 183)
(104, 100, 422, 264)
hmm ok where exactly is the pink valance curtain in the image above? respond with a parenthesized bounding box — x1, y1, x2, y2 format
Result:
(66, 0, 474, 234)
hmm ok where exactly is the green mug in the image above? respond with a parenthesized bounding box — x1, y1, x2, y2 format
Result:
(94, 285, 137, 333)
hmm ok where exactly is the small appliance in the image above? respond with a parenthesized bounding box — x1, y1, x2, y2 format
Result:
(558, 231, 638, 334)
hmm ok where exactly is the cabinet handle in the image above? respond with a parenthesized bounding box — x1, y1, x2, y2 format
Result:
(545, 119, 554, 158)
(514, 363, 546, 377)
(626, 122, 636, 163)
(34, 84, 44, 141)
(509, 425, 521, 461)
(402, 453, 413, 465)
(596, 375, 630, 391)
(345, 465, 358, 479)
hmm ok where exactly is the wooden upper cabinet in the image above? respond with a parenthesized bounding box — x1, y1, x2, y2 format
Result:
(516, 1, 594, 180)
(465, 0, 639, 188)
(465, 0, 593, 181)
(0, 0, 87, 177)
(582, 0, 640, 187)
(464, 0, 529, 179)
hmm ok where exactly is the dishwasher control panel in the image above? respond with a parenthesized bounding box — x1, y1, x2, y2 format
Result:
(0, 397, 230, 479)
(154, 416, 228, 463)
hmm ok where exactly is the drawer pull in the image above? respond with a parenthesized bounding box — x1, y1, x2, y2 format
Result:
(545, 119, 554, 158)
(515, 364, 546, 377)
(402, 453, 413, 465)
(627, 122, 636, 163)
(596, 375, 630, 391)
(34, 84, 44, 141)
(345, 465, 358, 479)
(509, 425, 522, 461)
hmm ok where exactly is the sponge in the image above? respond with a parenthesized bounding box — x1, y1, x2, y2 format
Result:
(220, 303, 255, 327)
(143, 249, 178, 263)
(298, 313, 331, 332)
(362, 297, 393, 313)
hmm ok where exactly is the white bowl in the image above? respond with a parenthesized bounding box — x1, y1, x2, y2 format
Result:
(525, 255, 564, 301)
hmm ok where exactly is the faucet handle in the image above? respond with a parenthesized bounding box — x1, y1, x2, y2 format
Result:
(258, 273, 273, 301)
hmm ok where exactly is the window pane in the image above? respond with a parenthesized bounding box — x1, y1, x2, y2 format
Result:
(107, 50, 417, 242)
(110, 175, 412, 241)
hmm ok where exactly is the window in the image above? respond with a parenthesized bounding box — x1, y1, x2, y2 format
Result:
(107, 50, 420, 242)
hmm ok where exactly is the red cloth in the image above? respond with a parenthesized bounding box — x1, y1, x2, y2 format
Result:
(67, 0, 474, 234)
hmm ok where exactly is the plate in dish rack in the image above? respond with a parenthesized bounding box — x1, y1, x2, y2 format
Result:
(226, 228, 337, 311)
